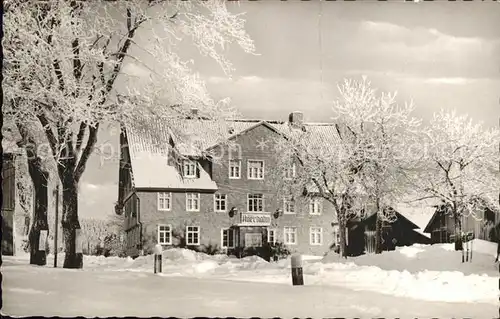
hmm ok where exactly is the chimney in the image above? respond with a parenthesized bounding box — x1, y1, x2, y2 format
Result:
(191, 108, 199, 117)
(289, 111, 304, 128)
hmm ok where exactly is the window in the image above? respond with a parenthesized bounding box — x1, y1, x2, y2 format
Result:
(183, 160, 197, 178)
(247, 160, 264, 180)
(284, 227, 297, 245)
(186, 226, 200, 245)
(267, 228, 277, 244)
(186, 193, 200, 211)
(284, 163, 296, 179)
(158, 192, 171, 211)
(214, 194, 227, 212)
(247, 194, 264, 212)
(283, 197, 296, 214)
(332, 225, 348, 246)
(229, 159, 241, 179)
(309, 198, 322, 215)
(221, 228, 235, 248)
(158, 225, 172, 245)
(310, 227, 323, 245)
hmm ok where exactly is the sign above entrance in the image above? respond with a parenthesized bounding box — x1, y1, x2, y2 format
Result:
(239, 212, 271, 226)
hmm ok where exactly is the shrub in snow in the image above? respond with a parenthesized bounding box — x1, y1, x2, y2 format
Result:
(199, 243, 221, 256)
(103, 234, 126, 257)
(232, 242, 291, 262)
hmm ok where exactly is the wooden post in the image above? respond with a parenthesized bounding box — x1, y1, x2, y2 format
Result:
(53, 185, 59, 267)
(154, 244, 162, 274)
(291, 254, 304, 286)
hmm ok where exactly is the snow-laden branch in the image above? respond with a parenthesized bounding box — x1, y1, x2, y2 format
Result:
(409, 109, 500, 220)
(4, 0, 256, 181)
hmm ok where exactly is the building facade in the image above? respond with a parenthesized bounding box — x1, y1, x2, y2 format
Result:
(423, 202, 498, 244)
(116, 112, 344, 257)
(1, 139, 28, 256)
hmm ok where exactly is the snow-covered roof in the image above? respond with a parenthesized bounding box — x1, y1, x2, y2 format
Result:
(126, 126, 218, 190)
(125, 119, 342, 190)
(393, 201, 436, 238)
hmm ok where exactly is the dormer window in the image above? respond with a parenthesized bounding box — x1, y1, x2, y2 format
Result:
(183, 160, 197, 178)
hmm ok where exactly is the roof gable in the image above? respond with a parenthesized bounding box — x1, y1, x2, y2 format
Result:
(361, 209, 420, 230)
(123, 118, 342, 190)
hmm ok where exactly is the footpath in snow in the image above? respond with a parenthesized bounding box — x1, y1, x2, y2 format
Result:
(4, 239, 499, 305)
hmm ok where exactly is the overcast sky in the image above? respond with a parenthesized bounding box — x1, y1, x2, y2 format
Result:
(79, 1, 500, 220)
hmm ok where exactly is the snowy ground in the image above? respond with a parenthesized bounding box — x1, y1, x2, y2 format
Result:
(2, 239, 499, 317)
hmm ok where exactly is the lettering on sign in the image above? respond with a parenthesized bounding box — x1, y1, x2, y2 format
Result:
(39, 230, 48, 251)
(240, 213, 271, 225)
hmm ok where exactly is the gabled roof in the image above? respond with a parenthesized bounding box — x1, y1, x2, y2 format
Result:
(124, 118, 343, 190)
(422, 196, 500, 233)
(126, 126, 218, 190)
(360, 209, 420, 230)
(392, 200, 437, 236)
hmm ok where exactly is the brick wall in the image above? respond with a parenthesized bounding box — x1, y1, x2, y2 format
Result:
(128, 123, 337, 256)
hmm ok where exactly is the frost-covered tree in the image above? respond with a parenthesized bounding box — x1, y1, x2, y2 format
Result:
(4, 0, 255, 268)
(272, 77, 422, 256)
(411, 110, 500, 251)
(334, 78, 422, 254)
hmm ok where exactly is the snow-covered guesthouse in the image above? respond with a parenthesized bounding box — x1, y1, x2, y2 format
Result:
(114, 110, 433, 258)
(115, 111, 350, 258)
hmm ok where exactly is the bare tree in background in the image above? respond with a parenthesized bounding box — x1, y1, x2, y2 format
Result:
(4, 0, 255, 268)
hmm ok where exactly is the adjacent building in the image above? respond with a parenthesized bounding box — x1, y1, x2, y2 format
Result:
(1, 139, 24, 256)
(423, 200, 499, 244)
(346, 208, 432, 255)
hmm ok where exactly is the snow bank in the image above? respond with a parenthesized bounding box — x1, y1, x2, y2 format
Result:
(323, 239, 498, 276)
(7, 241, 498, 304)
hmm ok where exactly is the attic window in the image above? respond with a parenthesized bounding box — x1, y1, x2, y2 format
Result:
(228, 127, 235, 134)
(183, 160, 197, 178)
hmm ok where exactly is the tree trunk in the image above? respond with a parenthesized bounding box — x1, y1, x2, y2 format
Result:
(453, 208, 463, 251)
(61, 177, 83, 269)
(338, 218, 348, 259)
(375, 212, 383, 254)
(27, 158, 49, 266)
(15, 121, 50, 264)
(374, 197, 383, 254)
(27, 148, 49, 266)
(454, 212, 463, 251)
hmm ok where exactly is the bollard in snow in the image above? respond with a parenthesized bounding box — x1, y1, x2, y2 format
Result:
(153, 244, 162, 274)
(291, 254, 304, 286)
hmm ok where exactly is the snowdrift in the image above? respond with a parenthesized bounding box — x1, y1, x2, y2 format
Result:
(6, 239, 498, 304)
